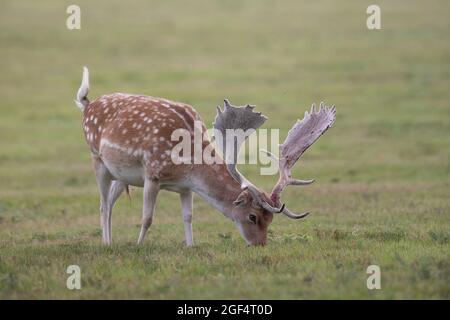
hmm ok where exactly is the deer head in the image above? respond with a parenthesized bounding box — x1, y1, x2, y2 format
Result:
(214, 99, 336, 245)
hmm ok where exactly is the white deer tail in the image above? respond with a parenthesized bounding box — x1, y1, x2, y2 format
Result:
(74, 66, 90, 111)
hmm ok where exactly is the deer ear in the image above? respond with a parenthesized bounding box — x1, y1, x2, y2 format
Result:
(233, 192, 248, 206)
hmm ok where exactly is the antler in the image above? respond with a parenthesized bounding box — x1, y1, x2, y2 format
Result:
(214, 99, 284, 213)
(270, 102, 336, 218)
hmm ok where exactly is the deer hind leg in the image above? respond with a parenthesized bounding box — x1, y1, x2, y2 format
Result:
(137, 177, 159, 245)
(93, 157, 113, 245)
(180, 191, 194, 246)
(105, 181, 126, 244)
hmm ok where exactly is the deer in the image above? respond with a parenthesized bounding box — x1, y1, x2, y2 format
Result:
(74, 66, 336, 246)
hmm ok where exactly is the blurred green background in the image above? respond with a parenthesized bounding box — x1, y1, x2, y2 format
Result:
(0, 0, 449, 299)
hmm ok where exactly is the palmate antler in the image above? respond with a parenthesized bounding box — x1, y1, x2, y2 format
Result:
(214, 100, 285, 213)
(270, 102, 336, 218)
(214, 99, 336, 219)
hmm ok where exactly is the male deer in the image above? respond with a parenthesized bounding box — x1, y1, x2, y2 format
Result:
(74, 67, 336, 246)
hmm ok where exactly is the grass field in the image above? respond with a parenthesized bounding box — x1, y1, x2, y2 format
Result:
(0, 0, 449, 299)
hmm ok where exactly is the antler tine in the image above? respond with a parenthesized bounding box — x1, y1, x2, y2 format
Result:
(289, 178, 315, 186)
(213, 99, 284, 213)
(270, 102, 337, 216)
(224, 99, 232, 110)
(282, 208, 310, 219)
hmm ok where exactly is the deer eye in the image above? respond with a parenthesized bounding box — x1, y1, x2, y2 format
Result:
(249, 214, 257, 224)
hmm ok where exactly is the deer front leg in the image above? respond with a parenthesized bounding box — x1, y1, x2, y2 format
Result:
(137, 178, 159, 245)
(180, 191, 194, 246)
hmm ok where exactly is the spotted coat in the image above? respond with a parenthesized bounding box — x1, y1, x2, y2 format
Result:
(82, 93, 208, 183)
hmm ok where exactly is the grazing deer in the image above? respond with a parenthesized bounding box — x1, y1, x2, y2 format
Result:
(74, 67, 336, 246)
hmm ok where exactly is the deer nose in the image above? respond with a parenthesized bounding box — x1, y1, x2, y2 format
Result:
(249, 239, 266, 246)
(254, 242, 266, 246)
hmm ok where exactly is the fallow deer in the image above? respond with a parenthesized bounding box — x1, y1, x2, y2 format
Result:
(74, 67, 336, 246)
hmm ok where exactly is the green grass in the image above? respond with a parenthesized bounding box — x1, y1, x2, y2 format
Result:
(0, 0, 449, 299)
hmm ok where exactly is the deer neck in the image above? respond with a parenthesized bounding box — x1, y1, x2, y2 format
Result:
(190, 163, 241, 219)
